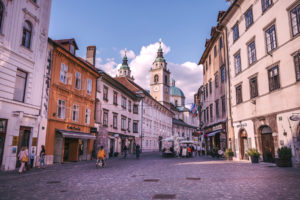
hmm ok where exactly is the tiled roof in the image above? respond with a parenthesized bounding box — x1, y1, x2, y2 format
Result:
(54, 38, 79, 49)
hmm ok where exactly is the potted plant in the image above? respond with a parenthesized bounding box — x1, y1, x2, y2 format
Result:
(247, 148, 260, 163)
(225, 149, 234, 160)
(276, 147, 292, 167)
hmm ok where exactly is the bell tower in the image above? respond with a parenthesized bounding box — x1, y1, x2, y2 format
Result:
(150, 39, 170, 106)
(118, 49, 134, 80)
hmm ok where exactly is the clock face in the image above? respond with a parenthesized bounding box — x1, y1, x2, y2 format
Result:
(154, 85, 159, 92)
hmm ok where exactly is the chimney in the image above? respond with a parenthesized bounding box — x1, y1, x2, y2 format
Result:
(86, 46, 96, 66)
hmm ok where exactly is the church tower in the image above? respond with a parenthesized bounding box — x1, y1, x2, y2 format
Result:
(150, 39, 170, 106)
(118, 49, 134, 80)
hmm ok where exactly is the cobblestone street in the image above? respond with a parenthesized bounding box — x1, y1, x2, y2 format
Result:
(1, 153, 300, 200)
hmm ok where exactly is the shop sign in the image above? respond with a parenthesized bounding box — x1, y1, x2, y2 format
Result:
(90, 127, 98, 133)
(236, 123, 247, 128)
(12, 136, 18, 146)
(67, 125, 80, 131)
(32, 137, 37, 146)
(212, 124, 224, 131)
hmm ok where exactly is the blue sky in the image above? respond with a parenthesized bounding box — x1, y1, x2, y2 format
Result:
(49, 0, 230, 104)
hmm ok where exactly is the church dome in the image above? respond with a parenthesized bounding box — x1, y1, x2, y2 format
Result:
(170, 86, 185, 97)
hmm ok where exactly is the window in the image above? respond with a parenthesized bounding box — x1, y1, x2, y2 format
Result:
(133, 121, 138, 133)
(13, 69, 27, 102)
(57, 99, 66, 119)
(262, 0, 272, 12)
(268, 66, 280, 91)
(205, 84, 208, 97)
(249, 76, 258, 98)
(121, 96, 126, 109)
(221, 96, 226, 115)
(60, 63, 68, 84)
(215, 99, 219, 118)
(154, 75, 159, 84)
(0, 1, 4, 31)
(232, 23, 239, 41)
(209, 79, 212, 94)
(234, 52, 242, 74)
(75, 72, 81, 90)
(87, 79, 92, 94)
(31, 0, 37, 3)
(221, 66, 226, 83)
(245, 8, 253, 29)
(219, 37, 223, 50)
(248, 41, 256, 65)
(203, 110, 206, 123)
(113, 91, 118, 105)
(21, 21, 32, 49)
(85, 108, 91, 124)
(209, 104, 213, 121)
(113, 113, 118, 129)
(128, 100, 132, 112)
(121, 116, 126, 130)
(294, 52, 300, 81)
(70, 44, 75, 55)
(175, 100, 178, 107)
(128, 118, 131, 131)
(215, 73, 219, 88)
(209, 55, 211, 65)
(265, 24, 277, 53)
(214, 45, 217, 57)
(290, 3, 300, 36)
(103, 110, 108, 127)
(103, 86, 108, 101)
(236, 85, 243, 104)
(203, 87, 206, 100)
(206, 108, 209, 123)
(133, 105, 138, 114)
(164, 75, 168, 85)
(203, 65, 205, 75)
(205, 61, 208, 70)
(72, 104, 79, 122)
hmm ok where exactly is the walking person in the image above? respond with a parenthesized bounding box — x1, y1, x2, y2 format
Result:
(39, 145, 46, 169)
(123, 145, 128, 159)
(30, 149, 35, 168)
(197, 145, 201, 156)
(18, 146, 28, 174)
(135, 144, 140, 159)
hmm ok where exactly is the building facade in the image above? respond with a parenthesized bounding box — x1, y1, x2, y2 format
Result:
(221, 0, 300, 164)
(0, 0, 52, 170)
(199, 12, 229, 153)
(44, 39, 98, 164)
(96, 54, 140, 157)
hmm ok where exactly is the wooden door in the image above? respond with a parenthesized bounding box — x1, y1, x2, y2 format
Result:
(262, 133, 275, 162)
(240, 137, 245, 160)
(68, 140, 78, 162)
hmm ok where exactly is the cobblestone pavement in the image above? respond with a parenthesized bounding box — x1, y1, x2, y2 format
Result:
(1, 153, 300, 200)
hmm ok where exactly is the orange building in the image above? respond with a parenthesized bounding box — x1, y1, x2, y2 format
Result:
(45, 38, 98, 164)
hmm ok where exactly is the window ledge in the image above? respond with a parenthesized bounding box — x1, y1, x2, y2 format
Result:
(20, 45, 33, 53)
(27, 0, 40, 9)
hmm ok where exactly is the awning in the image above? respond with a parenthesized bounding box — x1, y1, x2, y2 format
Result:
(56, 129, 96, 140)
(207, 130, 222, 137)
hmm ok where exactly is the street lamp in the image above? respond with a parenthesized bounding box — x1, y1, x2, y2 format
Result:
(136, 90, 145, 153)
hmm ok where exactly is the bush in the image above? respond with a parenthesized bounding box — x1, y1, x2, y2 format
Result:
(225, 149, 234, 157)
(277, 147, 292, 160)
(247, 148, 260, 158)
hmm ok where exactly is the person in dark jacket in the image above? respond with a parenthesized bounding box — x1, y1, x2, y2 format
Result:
(136, 144, 140, 159)
(123, 145, 128, 159)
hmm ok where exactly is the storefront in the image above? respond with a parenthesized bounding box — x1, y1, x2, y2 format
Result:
(107, 132, 136, 157)
(204, 123, 227, 151)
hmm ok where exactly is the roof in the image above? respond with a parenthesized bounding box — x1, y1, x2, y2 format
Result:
(54, 38, 79, 50)
(170, 86, 185, 97)
(172, 118, 198, 129)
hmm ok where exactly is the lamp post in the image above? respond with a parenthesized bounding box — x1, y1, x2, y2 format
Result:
(136, 90, 145, 153)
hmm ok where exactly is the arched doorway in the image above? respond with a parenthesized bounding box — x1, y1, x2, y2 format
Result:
(260, 126, 275, 162)
(239, 129, 248, 160)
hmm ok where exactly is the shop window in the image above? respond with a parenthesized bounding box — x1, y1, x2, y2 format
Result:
(13, 69, 27, 102)
(21, 21, 32, 49)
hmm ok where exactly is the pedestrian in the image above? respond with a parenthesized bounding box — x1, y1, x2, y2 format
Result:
(123, 145, 128, 159)
(39, 145, 46, 169)
(18, 146, 28, 174)
(136, 144, 140, 159)
(197, 145, 201, 156)
(97, 146, 106, 167)
(188, 146, 192, 157)
(30, 149, 35, 168)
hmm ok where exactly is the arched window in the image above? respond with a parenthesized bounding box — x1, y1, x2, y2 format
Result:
(175, 100, 178, 107)
(164, 75, 168, 85)
(22, 21, 32, 49)
(0, 1, 4, 31)
(154, 74, 159, 84)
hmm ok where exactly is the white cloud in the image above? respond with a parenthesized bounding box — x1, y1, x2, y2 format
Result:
(96, 57, 118, 77)
(96, 41, 203, 105)
(120, 49, 136, 60)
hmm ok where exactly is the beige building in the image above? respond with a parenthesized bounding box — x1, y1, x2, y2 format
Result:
(221, 0, 300, 164)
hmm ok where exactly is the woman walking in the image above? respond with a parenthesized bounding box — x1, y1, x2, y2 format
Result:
(18, 146, 28, 174)
(39, 145, 46, 168)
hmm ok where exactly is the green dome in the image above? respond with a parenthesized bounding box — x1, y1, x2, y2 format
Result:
(154, 57, 166, 63)
(170, 86, 185, 97)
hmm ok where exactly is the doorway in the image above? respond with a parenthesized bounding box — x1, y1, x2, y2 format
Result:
(63, 138, 79, 162)
(239, 129, 248, 160)
(0, 119, 7, 166)
(159, 136, 162, 152)
(16, 126, 31, 167)
(109, 139, 115, 157)
(260, 126, 275, 162)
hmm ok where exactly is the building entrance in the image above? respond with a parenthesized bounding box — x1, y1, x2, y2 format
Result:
(63, 138, 78, 162)
(16, 127, 31, 167)
(239, 129, 248, 160)
(260, 126, 275, 162)
(0, 119, 7, 166)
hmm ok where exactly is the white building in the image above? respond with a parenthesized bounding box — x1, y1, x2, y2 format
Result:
(0, 0, 52, 170)
(221, 0, 300, 164)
